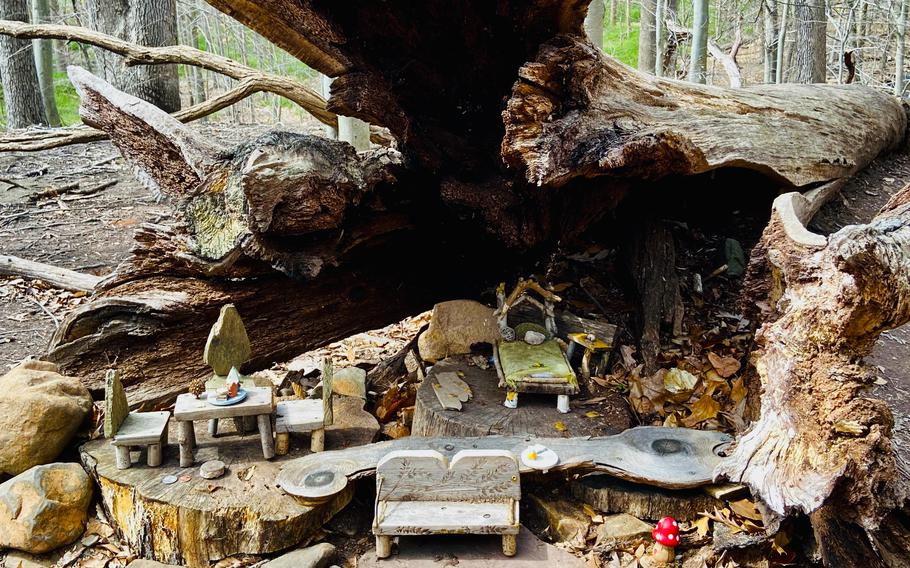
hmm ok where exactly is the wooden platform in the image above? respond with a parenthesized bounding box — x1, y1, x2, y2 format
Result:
(80, 395, 378, 568)
(413, 356, 630, 437)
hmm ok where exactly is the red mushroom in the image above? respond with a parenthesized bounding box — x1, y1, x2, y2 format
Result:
(651, 516, 680, 564)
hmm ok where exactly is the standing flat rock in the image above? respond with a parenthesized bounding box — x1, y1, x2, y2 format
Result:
(104, 369, 129, 438)
(204, 304, 251, 376)
(332, 367, 366, 399)
(0, 360, 93, 475)
(417, 300, 499, 363)
(357, 526, 585, 567)
(0, 463, 92, 554)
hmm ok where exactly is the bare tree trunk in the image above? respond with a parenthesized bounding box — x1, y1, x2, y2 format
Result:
(793, 0, 827, 83)
(85, 0, 180, 112)
(30, 0, 60, 126)
(896, 0, 907, 96)
(762, 0, 779, 83)
(777, 0, 789, 82)
(638, 0, 657, 71)
(654, 0, 665, 75)
(0, 0, 47, 128)
(585, 0, 604, 49)
(689, 0, 709, 82)
(609, 0, 617, 26)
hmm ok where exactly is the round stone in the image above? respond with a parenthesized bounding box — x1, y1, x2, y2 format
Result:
(200, 460, 226, 480)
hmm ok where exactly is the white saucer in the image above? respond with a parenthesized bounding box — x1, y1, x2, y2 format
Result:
(520, 444, 558, 470)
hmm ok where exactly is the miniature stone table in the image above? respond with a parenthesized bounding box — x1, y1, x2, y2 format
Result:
(174, 386, 275, 467)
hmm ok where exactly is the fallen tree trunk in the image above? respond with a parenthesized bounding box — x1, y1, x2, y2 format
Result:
(716, 185, 910, 565)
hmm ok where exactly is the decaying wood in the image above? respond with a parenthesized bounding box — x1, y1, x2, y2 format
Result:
(0, 254, 101, 292)
(412, 355, 630, 438)
(502, 35, 904, 189)
(716, 184, 910, 564)
(81, 420, 353, 568)
(279, 426, 733, 500)
(571, 474, 724, 521)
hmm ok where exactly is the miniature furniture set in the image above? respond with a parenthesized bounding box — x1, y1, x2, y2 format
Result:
(493, 279, 579, 413)
(105, 369, 170, 470)
(275, 357, 335, 454)
(373, 449, 522, 558)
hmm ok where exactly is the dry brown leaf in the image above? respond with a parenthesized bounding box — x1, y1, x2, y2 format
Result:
(708, 352, 741, 378)
(664, 368, 698, 394)
(694, 515, 711, 537)
(730, 377, 747, 404)
(728, 499, 763, 522)
(683, 393, 721, 427)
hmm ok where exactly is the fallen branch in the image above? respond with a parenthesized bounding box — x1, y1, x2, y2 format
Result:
(0, 20, 392, 148)
(708, 30, 743, 88)
(0, 254, 101, 292)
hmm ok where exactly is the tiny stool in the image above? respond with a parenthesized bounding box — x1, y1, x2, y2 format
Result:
(111, 411, 170, 469)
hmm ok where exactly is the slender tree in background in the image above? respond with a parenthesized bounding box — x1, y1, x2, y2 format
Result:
(689, 0, 709, 82)
(31, 0, 60, 126)
(896, 0, 908, 95)
(654, 0, 665, 75)
(638, 0, 657, 71)
(776, 0, 789, 83)
(86, 0, 181, 112)
(585, 0, 605, 49)
(0, 0, 47, 128)
(793, 0, 827, 83)
(762, 0, 779, 84)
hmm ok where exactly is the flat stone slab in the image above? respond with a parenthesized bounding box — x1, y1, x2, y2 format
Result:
(357, 527, 585, 567)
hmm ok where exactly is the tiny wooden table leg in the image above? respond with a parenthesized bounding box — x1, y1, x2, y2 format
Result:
(114, 445, 131, 470)
(178, 420, 196, 467)
(275, 432, 290, 456)
(376, 535, 392, 558)
(208, 418, 219, 437)
(257, 414, 275, 459)
(580, 348, 592, 379)
(502, 534, 517, 556)
(310, 428, 325, 452)
(147, 443, 162, 467)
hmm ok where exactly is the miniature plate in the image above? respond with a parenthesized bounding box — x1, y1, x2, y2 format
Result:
(207, 388, 248, 406)
(521, 444, 558, 470)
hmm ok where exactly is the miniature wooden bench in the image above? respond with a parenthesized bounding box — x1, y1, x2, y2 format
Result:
(373, 449, 521, 558)
(105, 369, 170, 470)
(275, 358, 334, 454)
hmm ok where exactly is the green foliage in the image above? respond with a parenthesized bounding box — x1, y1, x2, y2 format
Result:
(0, 71, 81, 128)
(601, 4, 640, 67)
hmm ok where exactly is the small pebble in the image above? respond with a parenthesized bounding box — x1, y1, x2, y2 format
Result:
(200, 459, 226, 480)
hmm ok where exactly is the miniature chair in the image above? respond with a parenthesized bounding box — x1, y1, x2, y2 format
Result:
(373, 449, 521, 558)
(105, 369, 170, 470)
(275, 357, 335, 454)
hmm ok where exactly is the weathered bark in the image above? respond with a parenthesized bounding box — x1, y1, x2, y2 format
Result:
(501, 35, 904, 189)
(716, 184, 910, 564)
(638, 0, 657, 72)
(793, 0, 827, 83)
(86, 0, 181, 112)
(0, 0, 46, 128)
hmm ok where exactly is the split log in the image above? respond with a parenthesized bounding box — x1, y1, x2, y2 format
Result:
(412, 355, 630, 437)
(0, 254, 101, 292)
(716, 184, 910, 564)
(278, 427, 733, 500)
(571, 475, 723, 521)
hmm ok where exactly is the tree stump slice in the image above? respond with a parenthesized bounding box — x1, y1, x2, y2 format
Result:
(571, 475, 723, 521)
(80, 419, 353, 568)
(412, 356, 629, 437)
